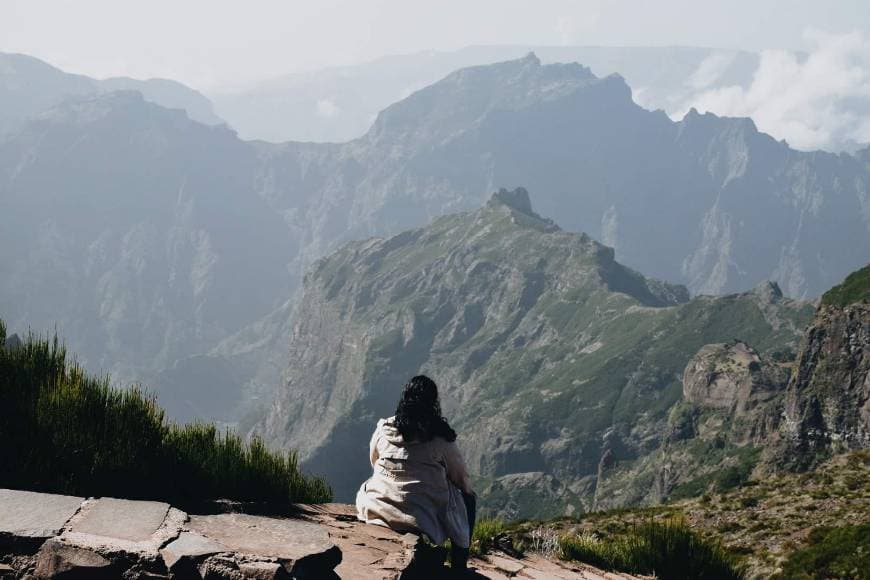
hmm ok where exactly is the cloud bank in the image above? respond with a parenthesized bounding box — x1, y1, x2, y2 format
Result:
(678, 30, 870, 152)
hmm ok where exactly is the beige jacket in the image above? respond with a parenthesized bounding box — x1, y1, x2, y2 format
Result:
(355, 416, 473, 547)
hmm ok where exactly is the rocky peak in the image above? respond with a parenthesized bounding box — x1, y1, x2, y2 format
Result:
(365, 54, 603, 144)
(487, 187, 535, 215)
(751, 280, 784, 303)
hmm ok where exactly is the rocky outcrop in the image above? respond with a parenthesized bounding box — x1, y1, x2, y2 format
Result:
(776, 300, 870, 469)
(257, 191, 812, 516)
(683, 341, 780, 413)
(0, 489, 623, 579)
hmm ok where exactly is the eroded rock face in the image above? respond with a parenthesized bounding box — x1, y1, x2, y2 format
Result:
(777, 302, 870, 468)
(682, 341, 788, 419)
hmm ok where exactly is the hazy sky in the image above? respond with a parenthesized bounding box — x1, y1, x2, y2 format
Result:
(2, 0, 869, 90)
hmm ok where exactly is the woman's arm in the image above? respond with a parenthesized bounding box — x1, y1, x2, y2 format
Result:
(443, 440, 474, 495)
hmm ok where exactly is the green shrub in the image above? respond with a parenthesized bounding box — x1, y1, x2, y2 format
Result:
(775, 524, 870, 580)
(558, 518, 745, 579)
(820, 265, 870, 308)
(471, 518, 513, 556)
(0, 321, 331, 506)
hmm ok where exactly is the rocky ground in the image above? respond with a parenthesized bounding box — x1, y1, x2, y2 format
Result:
(515, 451, 870, 579)
(0, 489, 636, 579)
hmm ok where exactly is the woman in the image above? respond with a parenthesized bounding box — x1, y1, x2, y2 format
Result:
(356, 375, 476, 571)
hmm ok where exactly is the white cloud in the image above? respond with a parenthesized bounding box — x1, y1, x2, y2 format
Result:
(676, 29, 870, 152)
(315, 98, 340, 119)
(686, 52, 737, 91)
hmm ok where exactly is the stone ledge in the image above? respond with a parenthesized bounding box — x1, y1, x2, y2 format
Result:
(0, 489, 635, 579)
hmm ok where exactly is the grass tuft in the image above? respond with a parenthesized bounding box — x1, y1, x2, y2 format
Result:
(471, 518, 512, 556)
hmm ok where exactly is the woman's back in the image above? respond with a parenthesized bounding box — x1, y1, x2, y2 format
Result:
(356, 416, 471, 547)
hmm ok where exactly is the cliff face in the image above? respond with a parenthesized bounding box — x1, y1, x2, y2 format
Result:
(257, 190, 814, 518)
(776, 298, 870, 468)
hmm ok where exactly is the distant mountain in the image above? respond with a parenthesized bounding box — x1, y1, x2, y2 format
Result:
(1, 55, 867, 424)
(275, 53, 869, 298)
(255, 189, 815, 515)
(0, 51, 223, 139)
(0, 92, 290, 403)
(211, 45, 759, 143)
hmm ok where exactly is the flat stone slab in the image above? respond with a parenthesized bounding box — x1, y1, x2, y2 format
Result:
(159, 531, 226, 570)
(0, 489, 84, 539)
(188, 513, 336, 564)
(61, 498, 186, 558)
(66, 497, 169, 541)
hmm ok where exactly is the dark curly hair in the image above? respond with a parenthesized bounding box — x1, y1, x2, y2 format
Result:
(394, 375, 457, 443)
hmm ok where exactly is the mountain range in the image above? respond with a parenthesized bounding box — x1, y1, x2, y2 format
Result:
(0, 51, 223, 140)
(210, 45, 760, 143)
(0, 53, 868, 427)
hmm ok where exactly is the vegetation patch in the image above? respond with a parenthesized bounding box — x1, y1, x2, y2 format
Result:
(821, 264, 870, 307)
(471, 518, 520, 557)
(774, 524, 870, 580)
(0, 321, 331, 506)
(558, 518, 744, 579)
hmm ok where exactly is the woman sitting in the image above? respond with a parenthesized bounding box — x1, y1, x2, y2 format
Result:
(356, 375, 476, 572)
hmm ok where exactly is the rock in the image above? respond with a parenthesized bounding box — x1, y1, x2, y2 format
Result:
(490, 187, 535, 215)
(187, 514, 340, 576)
(3, 334, 22, 350)
(238, 561, 288, 580)
(682, 341, 784, 414)
(0, 490, 84, 541)
(159, 532, 226, 573)
(774, 300, 870, 468)
(32, 538, 114, 579)
(60, 498, 185, 561)
(65, 497, 169, 542)
(487, 554, 524, 574)
(198, 555, 242, 580)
